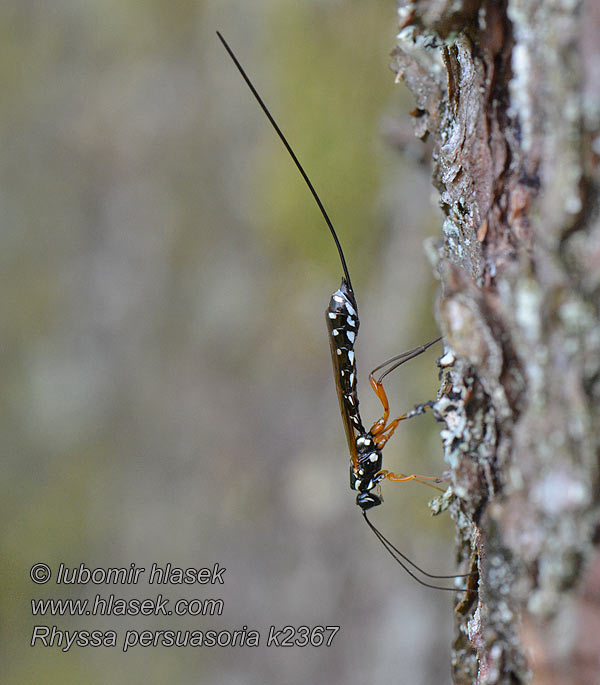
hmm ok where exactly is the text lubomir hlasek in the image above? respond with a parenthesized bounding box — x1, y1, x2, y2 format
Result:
(54, 563, 225, 585)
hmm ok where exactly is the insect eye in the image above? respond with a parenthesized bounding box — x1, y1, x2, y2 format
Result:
(356, 492, 382, 510)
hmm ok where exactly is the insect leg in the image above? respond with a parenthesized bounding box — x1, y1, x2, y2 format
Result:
(369, 373, 396, 437)
(372, 414, 405, 448)
(372, 400, 436, 450)
(369, 338, 441, 439)
(368, 376, 433, 445)
(368, 365, 446, 491)
(370, 336, 442, 385)
(377, 469, 445, 492)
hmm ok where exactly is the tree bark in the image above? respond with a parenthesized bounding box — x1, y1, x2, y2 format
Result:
(393, 1, 600, 683)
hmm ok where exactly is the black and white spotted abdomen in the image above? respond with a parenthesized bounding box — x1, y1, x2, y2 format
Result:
(326, 279, 364, 439)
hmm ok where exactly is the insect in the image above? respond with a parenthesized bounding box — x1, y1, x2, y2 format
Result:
(218, 31, 473, 592)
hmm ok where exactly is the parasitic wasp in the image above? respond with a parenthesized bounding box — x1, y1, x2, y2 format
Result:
(217, 31, 474, 593)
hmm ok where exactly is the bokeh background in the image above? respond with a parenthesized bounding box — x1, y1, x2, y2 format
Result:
(2, 1, 458, 683)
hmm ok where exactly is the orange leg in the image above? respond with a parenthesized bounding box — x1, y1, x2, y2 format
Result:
(378, 469, 445, 492)
(373, 415, 406, 449)
(369, 374, 391, 436)
(368, 370, 442, 488)
(369, 374, 433, 443)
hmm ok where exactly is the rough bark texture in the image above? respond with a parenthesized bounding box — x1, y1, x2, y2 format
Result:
(393, 1, 600, 683)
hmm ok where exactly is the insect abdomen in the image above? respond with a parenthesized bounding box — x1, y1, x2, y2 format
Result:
(326, 279, 364, 437)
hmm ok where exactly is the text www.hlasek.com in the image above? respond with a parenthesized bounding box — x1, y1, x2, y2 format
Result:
(31, 594, 223, 617)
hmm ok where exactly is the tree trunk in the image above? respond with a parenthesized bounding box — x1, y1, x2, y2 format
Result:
(393, 1, 600, 682)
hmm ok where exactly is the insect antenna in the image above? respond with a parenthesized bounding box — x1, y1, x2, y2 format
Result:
(362, 511, 475, 593)
(216, 30, 354, 292)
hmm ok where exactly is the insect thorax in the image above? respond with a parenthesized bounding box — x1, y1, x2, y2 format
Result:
(350, 433, 383, 493)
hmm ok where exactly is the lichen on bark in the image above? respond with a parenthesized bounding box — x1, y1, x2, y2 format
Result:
(393, 1, 600, 682)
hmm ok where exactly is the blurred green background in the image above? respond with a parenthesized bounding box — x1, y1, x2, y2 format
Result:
(2, 1, 456, 683)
